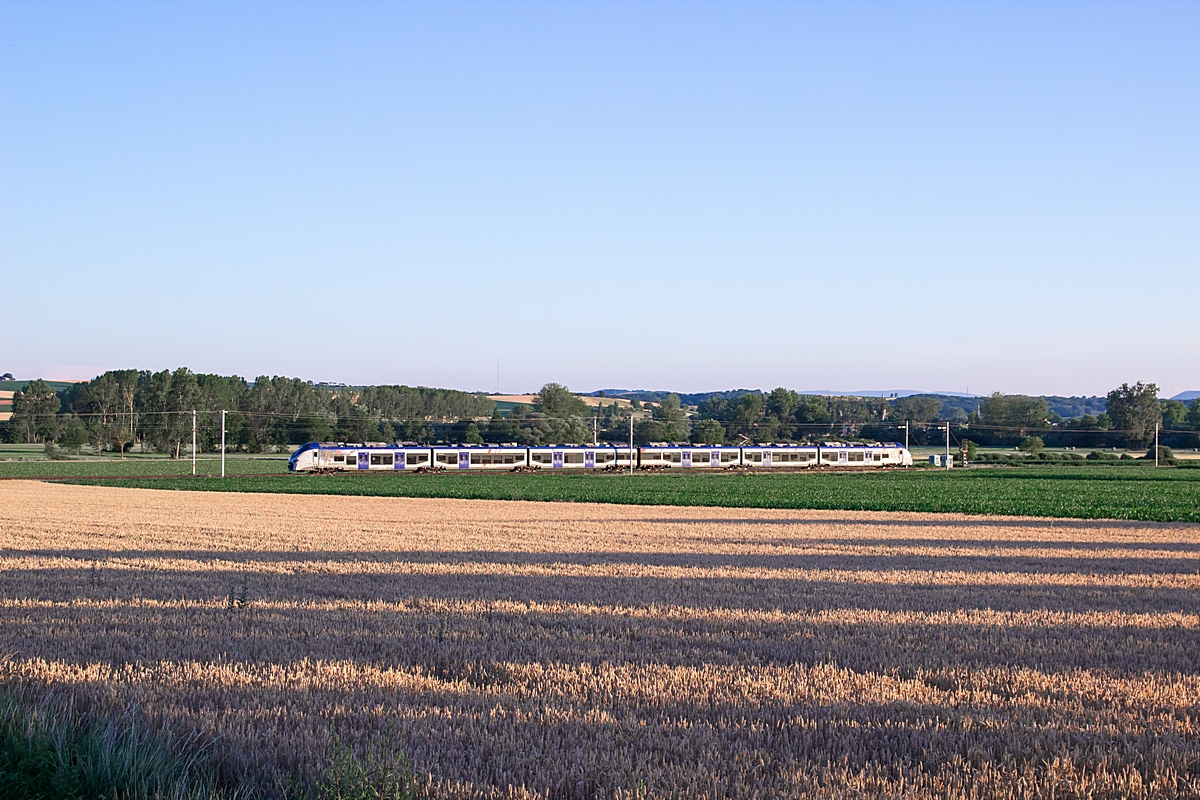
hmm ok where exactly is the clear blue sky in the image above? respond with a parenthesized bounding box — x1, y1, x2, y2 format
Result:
(2, 2, 1197, 397)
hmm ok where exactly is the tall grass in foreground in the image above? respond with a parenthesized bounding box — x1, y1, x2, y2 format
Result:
(0, 690, 417, 800)
(0, 689, 230, 800)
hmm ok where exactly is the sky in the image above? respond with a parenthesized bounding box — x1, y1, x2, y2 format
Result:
(2, 1, 1197, 397)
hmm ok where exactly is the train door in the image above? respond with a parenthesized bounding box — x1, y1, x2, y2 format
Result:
(838, 450, 848, 465)
(357, 452, 369, 470)
(762, 451, 772, 467)
(682, 451, 692, 467)
(585, 451, 595, 469)
(709, 451, 719, 467)
(394, 450, 404, 469)
(552, 451, 564, 469)
(458, 451, 470, 469)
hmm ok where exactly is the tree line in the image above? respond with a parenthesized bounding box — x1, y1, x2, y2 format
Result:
(8, 370, 1198, 455)
(6, 369, 492, 455)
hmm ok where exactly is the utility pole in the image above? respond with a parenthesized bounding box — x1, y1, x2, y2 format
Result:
(944, 423, 950, 469)
(629, 413, 634, 475)
(593, 415, 598, 446)
(1155, 423, 1160, 467)
(191, 410, 197, 476)
(900, 421, 909, 451)
(221, 410, 226, 479)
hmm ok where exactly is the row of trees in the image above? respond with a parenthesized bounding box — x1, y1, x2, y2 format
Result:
(964, 383, 1198, 448)
(7, 370, 493, 455)
(9, 371, 1198, 452)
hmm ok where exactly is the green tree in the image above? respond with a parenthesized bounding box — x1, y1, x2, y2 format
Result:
(733, 393, 763, 423)
(979, 393, 1049, 428)
(653, 393, 687, 422)
(144, 368, 202, 458)
(293, 414, 334, 444)
(890, 396, 942, 423)
(1017, 434, 1046, 453)
(1146, 444, 1174, 461)
(463, 423, 484, 444)
(1187, 399, 1200, 430)
(1106, 382, 1161, 448)
(652, 393, 689, 441)
(690, 419, 725, 444)
(793, 395, 831, 424)
(535, 383, 588, 417)
(1161, 400, 1189, 429)
(340, 412, 376, 443)
(9, 379, 60, 443)
(765, 388, 800, 421)
(1018, 436, 1044, 455)
(697, 397, 730, 420)
(58, 416, 88, 455)
(635, 419, 667, 445)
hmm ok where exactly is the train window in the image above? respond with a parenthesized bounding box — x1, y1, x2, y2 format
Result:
(822, 452, 838, 461)
(470, 454, 482, 464)
(641, 452, 660, 461)
(596, 453, 612, 463)
(332, 455, 344, 463)
(406, 453, 427, 465)
(513, 453, 525, 462)
(849, 452, 864, 462)
(800, 453, 816, 461)
(369, 453, 393, 466)
(721, 452, 737, 462)
(665, 453, 681, 463)
(436, 453, 456, 465)
(564, 453, 585, 464)
(748, 453, 762, 462)
(532, 453, 549, 463)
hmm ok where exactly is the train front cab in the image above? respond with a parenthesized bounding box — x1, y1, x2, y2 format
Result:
(288, 442, 321, 471)
(819, 444, 907, 468)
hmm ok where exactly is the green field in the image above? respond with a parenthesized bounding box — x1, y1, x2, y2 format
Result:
(0, 455, 288, 478)
(51, 466, 1200, 523)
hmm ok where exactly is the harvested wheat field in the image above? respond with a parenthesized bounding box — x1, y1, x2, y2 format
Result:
(2, 480, 1200, 799)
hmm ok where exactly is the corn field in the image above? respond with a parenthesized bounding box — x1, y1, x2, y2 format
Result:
(2, 481, 1199, 799)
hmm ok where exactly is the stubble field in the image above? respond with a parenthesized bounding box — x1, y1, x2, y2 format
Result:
(2, 480, 1199, 799)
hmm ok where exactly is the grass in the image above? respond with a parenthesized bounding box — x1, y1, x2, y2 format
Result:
(0, 688, 415, 800)
(0, 456, 287, 478)
(0, 689, 232, 800)
(63, 466, 1200, 523)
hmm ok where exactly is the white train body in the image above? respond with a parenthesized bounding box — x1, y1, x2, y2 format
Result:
(290, 441, 912, 471)
(637, 446, 741, 468)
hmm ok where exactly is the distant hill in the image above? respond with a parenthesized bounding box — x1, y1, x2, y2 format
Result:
(1172, 391, 1200, 401)
(797, 389, 980, 398)
(589, 388, 1111, 420)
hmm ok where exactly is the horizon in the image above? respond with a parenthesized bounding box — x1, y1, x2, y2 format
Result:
(4, 371, 1195, 403)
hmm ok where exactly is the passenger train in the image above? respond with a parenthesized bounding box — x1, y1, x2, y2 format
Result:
(288, 441, 913, 471)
